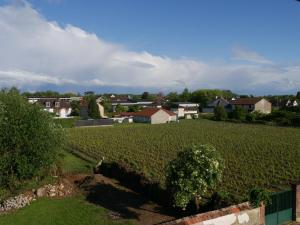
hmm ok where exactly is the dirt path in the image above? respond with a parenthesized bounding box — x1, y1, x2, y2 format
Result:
(67, 173, 176, 225)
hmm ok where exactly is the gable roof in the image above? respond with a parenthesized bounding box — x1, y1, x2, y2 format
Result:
(207, 97, 229, 107)
(229, 97, 263, 105)
(134, 108, 176, 118)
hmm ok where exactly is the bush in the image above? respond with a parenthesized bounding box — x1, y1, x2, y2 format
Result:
(0, 90, 63, 190)
(248, 188, 271, 207)
(230, 106, 246, 121)
(88, 96, 100, 119)
(214, 106, 227, 121)
(166, 144, 224, 211)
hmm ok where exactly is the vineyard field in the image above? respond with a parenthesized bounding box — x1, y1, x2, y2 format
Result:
(66, 119, 300, 199)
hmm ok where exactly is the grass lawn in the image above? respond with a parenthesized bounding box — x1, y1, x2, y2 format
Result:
(59, 151, 93, 174)
(0, 196, 133, 225)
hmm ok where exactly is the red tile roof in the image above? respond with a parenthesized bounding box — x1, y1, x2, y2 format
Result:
(229, 97, 263, 105)
(133, 108, 176, 118)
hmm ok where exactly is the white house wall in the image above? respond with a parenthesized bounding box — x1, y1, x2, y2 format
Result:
(150, 110, 170, 124)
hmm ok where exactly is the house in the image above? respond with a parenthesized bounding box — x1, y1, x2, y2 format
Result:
(28, 97, 72, 118)
(229, 97, 272, 114)
(286, 99, 299, 107)
(122, 108, 177, 124)
(202, 97, 230, 113)
(170, 102, 199, 119)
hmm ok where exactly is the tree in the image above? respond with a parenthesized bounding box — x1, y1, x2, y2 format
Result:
(70, 100, 80, 116)
(141, 92, 150, 100)
(179, 88, 191, 102)
(166, 144, 224, 211)
(231, 106, 246, 121)
(297, 91, 300, 99)
(167, 92, 179, 102)
(115, 103, 126, 113)
(88, 96, 100, 119)
(128, 105, 141, 112)
(0, 90, 63, 190)
(214, 106, 227, 121)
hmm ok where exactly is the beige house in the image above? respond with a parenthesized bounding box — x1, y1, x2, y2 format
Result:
(131, 108, 177, 124)
(229, 98, 272, 114)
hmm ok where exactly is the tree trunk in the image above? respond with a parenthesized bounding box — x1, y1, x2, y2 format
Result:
(194, 195, 200, 212)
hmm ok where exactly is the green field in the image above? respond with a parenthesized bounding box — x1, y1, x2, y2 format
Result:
(0, 196, 132, 225)
(67, 119, 300, 199)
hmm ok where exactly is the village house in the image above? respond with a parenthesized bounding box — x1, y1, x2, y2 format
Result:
(202, 97, 230, 113)
(170, 102, 199, 119)
(229, 97, 272, 114)
(118, 108, 177, 124)
(28, 97, 72, 118)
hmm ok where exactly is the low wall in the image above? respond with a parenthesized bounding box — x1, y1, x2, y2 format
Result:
(75, 119, 113, 127)
(160, 202, 264, 225)
(293, 184, 300, 222)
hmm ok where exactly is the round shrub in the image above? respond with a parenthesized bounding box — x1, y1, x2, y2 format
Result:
(0, 90, 63, 189)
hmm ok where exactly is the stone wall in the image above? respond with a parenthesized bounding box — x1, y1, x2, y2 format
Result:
(160, 202, 264, 225)
(0, 179, 73, 213)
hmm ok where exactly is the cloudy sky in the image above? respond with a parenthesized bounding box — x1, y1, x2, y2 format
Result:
(0, 0, 299, 95)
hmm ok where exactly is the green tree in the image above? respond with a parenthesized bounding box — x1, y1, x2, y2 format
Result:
(214, 106, 227, 121)
(70, 100, 80, 116)
(115, 104, 126, 113)
(231, 106, 246, 121)
(128, 105, 141, 112)
(166, 144, 224, 211)
(88, 96, 100, 119)
(141, 92, 149, 100)
(0, 90, 63, 190)
(179, 88, 191, 102)
(167, 92, 179, 102)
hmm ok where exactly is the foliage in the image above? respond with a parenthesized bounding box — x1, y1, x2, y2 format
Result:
(53, 117, 79, 128)
(128, 105, 141, 112)
(67, 119, 300, 200)
(88, 96, 100, 119)
(230, 106, 246, 121)
(0, 196, 133, 225)
(141, 91, 150, 100)
(248, 188, 271, 207)
(214, 106, 227, 121)
(179, 88, 190, 102)
(167, 92, 179, 102)
(191, 89, 236, 107)
(70, 101, 80, 116)
(166, 144, 223, 210)
(115, 103, 126, 113)
(0, 90, 63, 190)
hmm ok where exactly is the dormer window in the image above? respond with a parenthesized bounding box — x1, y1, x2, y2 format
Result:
(46, 102, 51, 108)
(55, 102, 60, 108)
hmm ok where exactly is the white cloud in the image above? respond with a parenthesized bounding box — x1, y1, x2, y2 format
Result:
(0, 2, 299, 94)
(232, 46, 273, 64)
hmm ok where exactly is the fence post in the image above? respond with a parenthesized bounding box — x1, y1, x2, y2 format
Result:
(292, 184, 300, 222)
(260, 203, 265, 225)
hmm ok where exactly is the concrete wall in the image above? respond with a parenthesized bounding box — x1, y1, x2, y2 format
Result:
(293, 184, 300, 222)
(133, 115, 151, 123)
(254, 99, 272, 114)
(160, 203, 264, 225)
(151, 110, 171, 124)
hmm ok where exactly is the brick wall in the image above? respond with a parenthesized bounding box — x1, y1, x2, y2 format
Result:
(159, 202, 264, 225)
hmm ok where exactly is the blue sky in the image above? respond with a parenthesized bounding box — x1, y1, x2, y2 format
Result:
(25, 0, 300, 61)
(0, 0, 299, 95)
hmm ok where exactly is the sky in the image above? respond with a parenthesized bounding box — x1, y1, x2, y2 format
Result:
(0, 0, 299, 95)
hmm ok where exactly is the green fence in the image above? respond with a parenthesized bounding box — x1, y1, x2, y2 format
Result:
(265, 190, 293, 225)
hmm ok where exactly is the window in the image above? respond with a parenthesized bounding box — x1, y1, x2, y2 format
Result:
(55, 102, 60, 108)
(46, 102, 51, 108)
